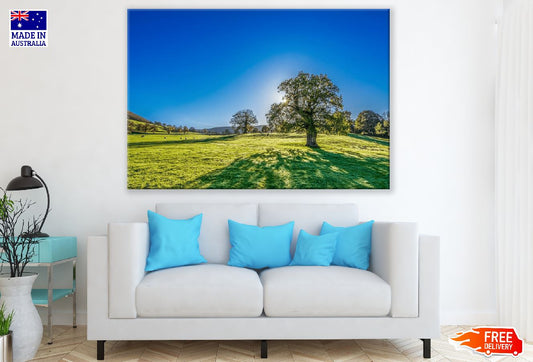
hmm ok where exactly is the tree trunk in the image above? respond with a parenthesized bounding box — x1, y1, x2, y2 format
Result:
(306, 131, 318, 147)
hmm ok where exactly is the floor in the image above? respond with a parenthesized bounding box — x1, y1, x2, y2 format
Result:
(30, 325, 533, 361)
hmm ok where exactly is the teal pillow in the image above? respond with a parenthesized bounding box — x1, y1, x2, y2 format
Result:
(290, 230, 338, 266)
(320, 220, 375, 270)
(145, 211, 206, 272)
(228, 220, 294, 269)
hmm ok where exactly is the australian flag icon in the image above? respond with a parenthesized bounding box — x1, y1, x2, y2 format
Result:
(10, 10, 47, 30)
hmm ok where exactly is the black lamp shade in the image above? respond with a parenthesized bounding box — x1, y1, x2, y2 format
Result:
(6, 166, 43, 191)
(6, 176, 43, 191)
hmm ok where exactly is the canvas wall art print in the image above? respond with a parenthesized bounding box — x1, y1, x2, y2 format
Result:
(127, 9, 390, 189)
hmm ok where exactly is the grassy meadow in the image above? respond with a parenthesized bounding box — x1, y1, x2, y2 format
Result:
(127, 133, 389, 189)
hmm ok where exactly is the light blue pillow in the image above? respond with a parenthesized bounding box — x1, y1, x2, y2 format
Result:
(290, 230, 338, 266)
(228, 220, 294, 269)
(320, 220, 375, 270)
(145, 211, 206, 272)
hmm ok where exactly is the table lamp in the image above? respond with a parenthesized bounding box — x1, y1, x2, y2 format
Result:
(6, 165, 50, 237)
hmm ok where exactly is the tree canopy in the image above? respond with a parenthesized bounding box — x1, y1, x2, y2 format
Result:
(230, 109, 258, 134)
(327, 110, 352, 135)
(266, 71, 344, 147)
(353, 110, 389, 137)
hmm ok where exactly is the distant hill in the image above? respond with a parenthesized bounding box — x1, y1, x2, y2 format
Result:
(205, 126, 235, 134)
(127, 111, 268, 135)
(127, 111, 153, 124)
(203, 125, 268, 135)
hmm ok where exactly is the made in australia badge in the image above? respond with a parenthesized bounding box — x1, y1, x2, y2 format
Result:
(10, 10, 47, 47)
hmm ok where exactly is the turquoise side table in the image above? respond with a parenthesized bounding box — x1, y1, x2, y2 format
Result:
(27, 236, 77, 344)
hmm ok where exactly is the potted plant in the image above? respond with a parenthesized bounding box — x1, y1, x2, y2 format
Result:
(0, 189, 43, 362)
(0, 303, 14, 361)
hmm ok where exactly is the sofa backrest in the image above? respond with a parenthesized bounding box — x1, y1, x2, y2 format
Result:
(258, 203, 359, 255)
(155, 203, 359, 262)
(156, 203, 258, 264)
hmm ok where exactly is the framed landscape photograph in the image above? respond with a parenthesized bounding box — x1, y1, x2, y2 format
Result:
(127, 9, 390, 189)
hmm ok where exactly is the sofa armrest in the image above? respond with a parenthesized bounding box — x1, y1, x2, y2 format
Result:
(419, 234, 440, 334)
(371, 222, 419, 317)
(87, 235, 108, 339)
(108, 223, 150, 318)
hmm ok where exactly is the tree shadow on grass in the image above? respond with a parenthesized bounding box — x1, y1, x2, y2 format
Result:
(347, 133, 390, 146)
(190, 148, 389, 189)
(128, 135, 237, 149)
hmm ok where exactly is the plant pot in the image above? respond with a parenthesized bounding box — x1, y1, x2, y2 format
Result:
(0, 332, 13, 362)
(0, 274, 42, 362)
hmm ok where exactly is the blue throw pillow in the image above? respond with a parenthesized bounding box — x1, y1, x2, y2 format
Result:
(290, 230, 338, 266)
(227, 220, 294, 269)
(145, 211, 206, 272)
(320, 220, 375, 270)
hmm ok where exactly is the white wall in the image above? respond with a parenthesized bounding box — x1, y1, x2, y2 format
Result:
(0, 0, 497, 325)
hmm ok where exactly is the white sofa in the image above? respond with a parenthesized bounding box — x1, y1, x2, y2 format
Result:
(87, 203, 440, 360)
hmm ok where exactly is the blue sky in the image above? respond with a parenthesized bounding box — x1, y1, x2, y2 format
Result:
(128, 9, 389, 129)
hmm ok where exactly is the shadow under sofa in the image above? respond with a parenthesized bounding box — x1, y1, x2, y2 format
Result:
(87, 203, 440, 360)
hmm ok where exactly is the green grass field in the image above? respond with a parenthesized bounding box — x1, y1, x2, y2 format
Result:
(127, 133, 389, 189)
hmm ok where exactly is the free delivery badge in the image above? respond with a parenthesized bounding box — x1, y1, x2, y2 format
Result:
(450, 327, 523, 357)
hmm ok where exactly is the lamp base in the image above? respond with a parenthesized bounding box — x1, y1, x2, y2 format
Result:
(21, 231, 49, 238)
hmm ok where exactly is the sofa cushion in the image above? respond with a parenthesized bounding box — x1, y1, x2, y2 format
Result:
(228, 220, 294, 269)
(136, 264, 263, 317)
(320, 220, 374, 270)
(145, 211, 206, 272)
(289, 230, 338, 266)
(260, 266, 391, 317)
(155, 203, 258, 264)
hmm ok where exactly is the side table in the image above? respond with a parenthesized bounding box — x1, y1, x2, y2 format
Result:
(27, 236, 77, 344)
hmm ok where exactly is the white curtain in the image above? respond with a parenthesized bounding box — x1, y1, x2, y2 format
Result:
(495, 0, 533, 342)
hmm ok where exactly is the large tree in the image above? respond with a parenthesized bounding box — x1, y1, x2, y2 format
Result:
(230, 109, 258, 134)
(266, 71, 344, 147)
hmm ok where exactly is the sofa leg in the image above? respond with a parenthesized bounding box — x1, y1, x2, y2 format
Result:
(261, 340, 268, 358)
(421, 338, 431, 358)
(97, 340, 105, 360)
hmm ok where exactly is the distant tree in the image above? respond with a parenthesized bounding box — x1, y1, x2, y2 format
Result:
(230, 109, 258, 134)
(261, 125, 270, 133)
(147, 124, 158, 133)
(382, 111, 390, 137)
(327, 110, 352, 135)
(224, 129, 231, 135)
(177, 126, 183, 133)
(374, 122, 385, 136)
(183, 126, 189, 133)
(266, 71, 344, 147)
(165, 126, 173, 135)
(189, 127, 196, 133)
(354, 110, 383, 136)
(127, 122, 135, 134)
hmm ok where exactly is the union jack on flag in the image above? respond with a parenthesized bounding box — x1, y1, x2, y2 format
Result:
(10, 10, 46, 30)
(10, 11, 29, 22)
